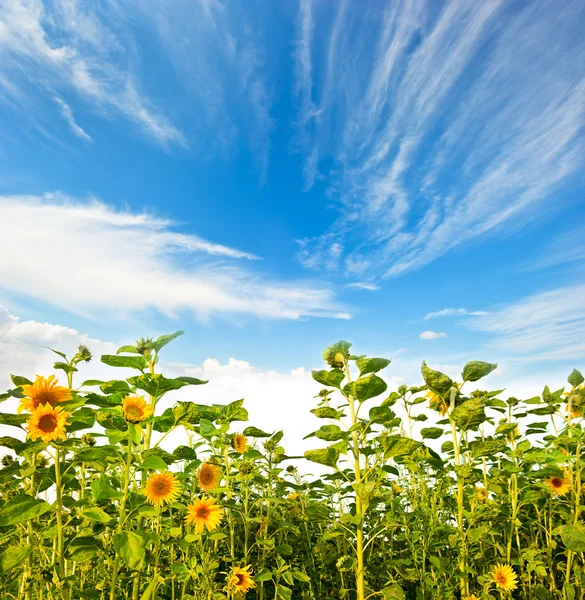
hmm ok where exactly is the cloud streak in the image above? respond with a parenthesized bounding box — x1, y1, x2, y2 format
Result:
(294, 0, 585, 279)
(0, 194, 348, 321)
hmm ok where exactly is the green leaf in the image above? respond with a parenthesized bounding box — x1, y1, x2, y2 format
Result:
(0, 494, 52, 526)
(462, 361, 498, 382)
(450, 398, 486, 432)
(314, 425, 346, 442)
(561, 523, 585, 552)
(91, 475, 122, 501)
(53, 361, 78, 375)
(0, 545, 31, 572)
(128, 373, 189, 398)
(421, 362, 454, 396)
(141, 455, 169, 470)
(100, 354, 149, 371)
(383, 436, 419, 458)
(471, 439, 508, 458)
(312, 369, 345, 388)
(67, 537, 100, 562)
(82, 507, 112, 523)
(569, 369, 584, 388)
(152, 330, 184, 353)
(421, 427, 444, 440)
(304, 447, 340, 468)
(355, 357, 391, 376)
(255, 569, 273, 582)
(10, 374, 32, 387)
(311, 407, 340, 419)
(276, 586, 292, 600)
(0, 413, 27, 428)
(116, 345, 139, 354)
(174, 376, 208, 386)
(369, 405, 398, 426)
(113, 532, 145, 570)
(243, 426, 272, 438)
(381, 584, 406, 600)
(343, 374, 387, 402)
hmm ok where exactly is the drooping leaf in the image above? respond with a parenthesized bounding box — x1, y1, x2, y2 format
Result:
(100, 354, 149, 372)
(355, 357, 391, 377)
(420, 427, 444, 440)
(314, 425, 346, 442)
(0, 545, 31, 572)
(82, 507, 113, 523)
(141, 455, 168, 470)
(91, 475, 122, 501)
(421, 362, 454, 396)
(243, 426, 272, 438)
(0, 494, 52, 526)
(343, 374, 387, 402)
(561, 523, 585, 552)
(0, 413, 27, 428)
(113, 532, 145, 570)
(304, 447, 340, 468)
(568, 369, 584, 388)
(312, 369, 345, 389)
(450, 398, 486, 432)
(462, 361, 498, 382)
(311, 407, 340, 419)
(10, 374, 32, 387)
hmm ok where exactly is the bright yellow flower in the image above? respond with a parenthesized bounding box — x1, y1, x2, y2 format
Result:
(197, 461, 220, 491)
(26, 404, 69, 442)
(143, 471, 181, 506)
(232, 433, 249, 454)
(185, 497, 223, 533)
(121, 395, 154, 423)
(463, 596, 480, 600)
(475, 486, 489, 501)
(19, 375, 71, 413)
(490, 564, 518, 591)
(227, 565, 256, 593)
(425, 390, 449, 416)
(392, 482, 404, 494)
(545, 473, 572, 496)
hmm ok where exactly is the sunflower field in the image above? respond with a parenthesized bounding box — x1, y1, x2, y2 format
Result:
(1, 334, 585, 600)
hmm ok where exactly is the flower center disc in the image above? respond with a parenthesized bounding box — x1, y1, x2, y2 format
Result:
(38, 414, 57, 432)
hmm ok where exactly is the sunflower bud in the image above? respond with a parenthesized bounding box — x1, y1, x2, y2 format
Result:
(82, 433, 97, 446)
(264, 439, 277, 453)
(136, 337, 154, 356)
(1, 455, 15, 467)
(73, 345, 92, 364)
(239, 461, 254, 475)
(322, 341, 352, 369)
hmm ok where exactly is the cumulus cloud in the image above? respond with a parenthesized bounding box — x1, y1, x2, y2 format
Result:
(419, 331, 447, 340)
(0, 194, 349, 321)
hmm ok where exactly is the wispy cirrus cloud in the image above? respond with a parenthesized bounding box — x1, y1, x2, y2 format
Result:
(0, 0, 184, 147)
(465, 284, 585, 361)
(54, 97, 92, 142)
(294, 0, 585, 279)
(424, 307, 489, 320)
(0, 194, 349, 321)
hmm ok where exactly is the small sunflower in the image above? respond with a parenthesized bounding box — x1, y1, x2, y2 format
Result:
(197, 461, 220, 491)
(232, 433, 249, 454)
(425, 390, 449, 416)
(121, 395, 154, 423)
(392, 482, 404, 494)
(185, 497, 223, 533)
(475, 486, 489, 501)
(463, 596, 480, 600)
(19, 375, 71, 413)
(143, 471, 181, 506)
(545, 473, 572, 496)
(26, 404, 69, 442)
(227, 565, 256, 594)
(490, 564, 518, 592)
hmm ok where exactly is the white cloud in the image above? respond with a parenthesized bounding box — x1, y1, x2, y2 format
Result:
(347, 282, 380, 291)
(419, 331, 447, 340)
(293, 0, 585, 279)
(54, 97, 92, 142)
(424, 307, 489, 320)
(465, 284, 585, 361)
(0, 194, 348, 321)
(0, 0, 183, 146)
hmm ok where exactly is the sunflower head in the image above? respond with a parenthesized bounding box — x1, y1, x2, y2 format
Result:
(121, 395, 154, 423)
(463, 596, 481, 600)
(426, 390, 449, 416)
(18, 375, 71, 414)
(26, 404, 70, 443)
(197, 461, 220, 491)
(491, 564, 518, 592)
(135, 337, 154, 355)
(227, 565, 256, 594)
(143, 471, 181, 506)
(545, 473, 572, 496)
(185, 497, 223, 533)
(232, 433, 249, 454)
(73, 344, 92, 364)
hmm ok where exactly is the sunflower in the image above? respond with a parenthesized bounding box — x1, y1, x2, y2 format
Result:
(185, 497, 223, 533)
(392, 482, 404, 494)
(425, 390, 449, 416)
(26, 404, 69, 443)
(197, 461, 220, 491)
(143, 471, 181, 506)
(545, 473, 572, 496)
(19, 375, 71, 413)
(490, 564, 518, 592)
(475, 486, 489, 501)
(121, 395, 154, 423)
(227, 565, 256, 594)
(232, 433, 249, 454)
(463, 596, 480, 600)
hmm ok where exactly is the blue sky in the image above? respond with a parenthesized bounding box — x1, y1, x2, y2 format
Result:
(1, 0, 585, 401)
